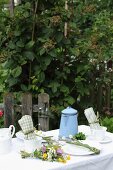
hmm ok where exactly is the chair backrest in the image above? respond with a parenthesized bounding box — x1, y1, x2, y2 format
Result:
(2, 92, 49, 131)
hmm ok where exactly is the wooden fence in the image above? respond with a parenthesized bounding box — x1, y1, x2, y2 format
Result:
(0, 92, 49, 131)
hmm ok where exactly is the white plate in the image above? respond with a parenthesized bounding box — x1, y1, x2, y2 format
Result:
(62, 140, 101, 156)
(87, 135, 112, 144)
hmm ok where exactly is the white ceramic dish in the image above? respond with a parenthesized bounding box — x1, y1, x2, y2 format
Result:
(16, 131, 25, 140)
(15, 130, 45, 140)
(16, 131, 42, 141)
(0, 125, 15, 154)
(62, 140, 101, 156)
(87, 135, 112, 144)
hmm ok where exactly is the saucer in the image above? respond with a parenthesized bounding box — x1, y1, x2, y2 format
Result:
(87, 135, 112, 144)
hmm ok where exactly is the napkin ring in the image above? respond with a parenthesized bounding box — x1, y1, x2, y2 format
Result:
(24, 130, 34, 135)
(89, 120, 99, 125)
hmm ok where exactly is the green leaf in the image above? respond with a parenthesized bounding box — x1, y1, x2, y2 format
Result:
(60, 85, 69, 94)
(63, 67, 70, 74)
(63, 38, 71, 45)
(4, 60, 14, 69)
(38, 72, 45, 82)
(39, 48, 46, 56)
(8, 41, 15, 49)
(0, 84, 5, 92)
(16, 40, 24, 47)
(70, 22, 77, 29)
(21, 84, 29, 91)
(25, 41, 35, 49)
(55, 32, 63, 43)
(8, 78, 18, 87)
(64, 96, 75, 105)
(11, 66, 22, 78)
(44, 57, 51, 66)
(23, 51, 35, 61)
(49, 81, 60, 93)
(75, 76, 86, 83)
(14, 31, 21, 36)
(25, 2, 31, 9)
(38, 38, 46, 43)
(49, 50, 57, 57)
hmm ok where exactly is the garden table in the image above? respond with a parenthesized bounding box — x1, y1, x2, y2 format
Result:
(0, 125, 113, 170)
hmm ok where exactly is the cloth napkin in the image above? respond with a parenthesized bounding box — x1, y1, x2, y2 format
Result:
(84, 107, 101, 129)
(18, 115, 36, 140)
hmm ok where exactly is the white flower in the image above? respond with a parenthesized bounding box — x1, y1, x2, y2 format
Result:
(49, 147, 55, 154)
(69, 135, 73, 139)
(47, 152, 52, 161)
(62, 136, 66, 140)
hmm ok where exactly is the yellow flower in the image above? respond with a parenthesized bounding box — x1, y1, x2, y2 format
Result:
(58, 158, 63, 162)
(58, 158, 67, 163)
(62, 159, 67, 163)
(43, 153, 48, 159)
(66, 155, 71, 160)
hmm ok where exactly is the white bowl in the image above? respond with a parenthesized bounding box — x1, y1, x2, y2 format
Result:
(90, 126, 107, 141)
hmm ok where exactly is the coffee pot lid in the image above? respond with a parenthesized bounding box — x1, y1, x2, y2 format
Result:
(61, 106, 77, 115)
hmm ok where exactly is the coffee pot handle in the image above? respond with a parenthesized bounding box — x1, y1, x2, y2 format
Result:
(9, 125, 15, 138)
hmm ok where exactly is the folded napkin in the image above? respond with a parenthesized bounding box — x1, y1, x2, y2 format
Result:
(67, 140, 100, 155)
(18, 115, 36, 140)
(84, 107, 100, 129)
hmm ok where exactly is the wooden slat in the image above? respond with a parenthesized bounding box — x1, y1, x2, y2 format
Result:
(38, 93, 49, 131)
(38, 93, 49, 109)
(21, 93, 32, 116)
(38, 115, 49, 131)
(9, 0, 14, 17)
(4, 93, 14, 127)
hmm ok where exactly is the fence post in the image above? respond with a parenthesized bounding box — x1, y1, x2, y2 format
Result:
(9, 0, 14, 17)
(4, 93, 14, 127)
(22, 93, 32, 116)
(38, 93, 49, 131)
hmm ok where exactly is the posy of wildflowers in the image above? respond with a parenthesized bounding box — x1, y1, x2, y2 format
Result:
(20, 144, 70, 163)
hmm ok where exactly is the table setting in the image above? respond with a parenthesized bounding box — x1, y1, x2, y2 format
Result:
(15, 107, 111, 159)
(0, 106, 113, 170)
(15, 107, 112, 157)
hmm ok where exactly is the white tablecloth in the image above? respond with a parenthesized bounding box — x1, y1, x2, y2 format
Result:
(0, 125, 113, 170)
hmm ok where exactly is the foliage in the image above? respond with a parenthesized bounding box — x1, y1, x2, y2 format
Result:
(100, 116, 113, 133)
(72, 132, 86, 140)
(0, 0, 8, 6)
(0, 0, 113, 128)
(0, 63, 8, 95)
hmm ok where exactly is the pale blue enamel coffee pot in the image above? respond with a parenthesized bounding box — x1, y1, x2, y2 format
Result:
(59, 106, 78, 138)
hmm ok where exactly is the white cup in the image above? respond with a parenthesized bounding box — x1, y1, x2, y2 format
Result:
(24, 137, 42, 153)
(0, 125, 15, 154)
(90, 126, 107, 141)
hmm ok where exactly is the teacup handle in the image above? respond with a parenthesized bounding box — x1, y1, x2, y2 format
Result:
(9, 125, 15, 138)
